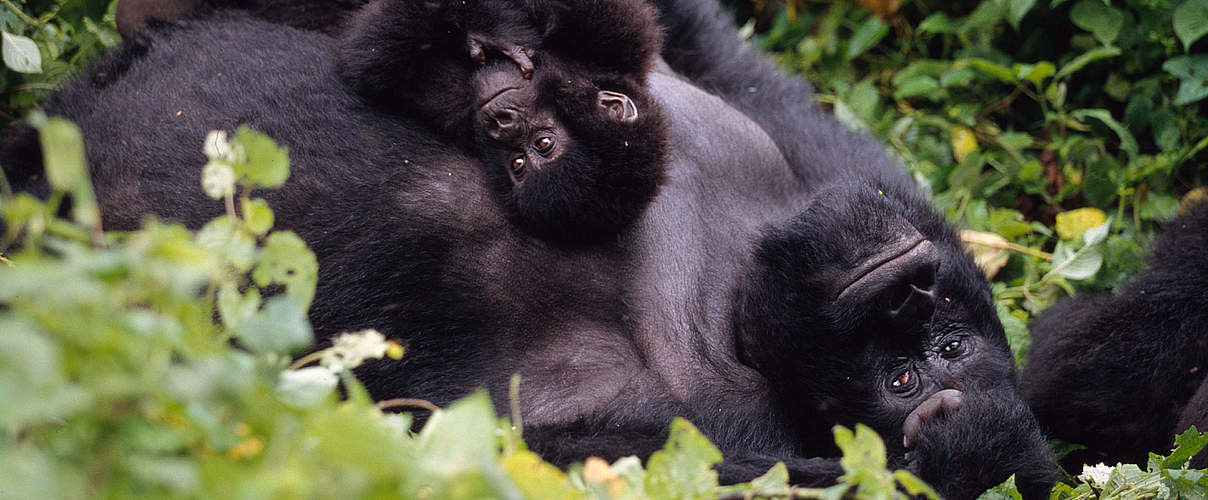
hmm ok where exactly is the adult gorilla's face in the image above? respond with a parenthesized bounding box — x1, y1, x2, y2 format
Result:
(732, 179, 1015, 455)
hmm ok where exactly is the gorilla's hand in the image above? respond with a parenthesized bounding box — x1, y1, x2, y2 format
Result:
(903, 388, 1058, 500)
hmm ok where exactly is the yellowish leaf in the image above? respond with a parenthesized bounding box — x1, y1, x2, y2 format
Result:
(960, 230, 1010, 278)
(1055, 207, 1108, 240)
(950, 126, 978, 164)
(502, 449, 578, 499)
(1180, 187, 1208, 215)
(858, 0, 902, 18)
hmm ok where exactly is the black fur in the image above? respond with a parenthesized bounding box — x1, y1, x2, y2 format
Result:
(1022, 202, 1208, 469)
(338, 0, 667, 242)
(0, 6, 1057, 499)
(115, 0, 367, 37)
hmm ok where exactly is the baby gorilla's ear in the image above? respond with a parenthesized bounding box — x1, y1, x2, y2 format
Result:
(598, 91, 638, 123)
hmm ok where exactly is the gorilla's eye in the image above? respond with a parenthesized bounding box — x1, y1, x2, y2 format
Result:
(511, 156, 526, 176)
(535, 136, 555, 155)
(888, 369, 916, 394)
(940, 339, 964, 358)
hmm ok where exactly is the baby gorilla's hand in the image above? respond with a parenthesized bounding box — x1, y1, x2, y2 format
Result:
(467, 35, 535, 79)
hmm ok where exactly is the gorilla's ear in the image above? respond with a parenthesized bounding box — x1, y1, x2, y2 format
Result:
(838, 239, 939, 326)
(598, 91, 638, 123)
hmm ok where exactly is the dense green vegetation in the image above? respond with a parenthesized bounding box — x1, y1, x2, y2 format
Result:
(2, 0, 1207, 497)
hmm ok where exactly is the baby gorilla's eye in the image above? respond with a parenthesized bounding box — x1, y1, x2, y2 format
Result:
(511, 156, 526, 176)
(534, 136, 555, 155)
(892, 371, 910, 388)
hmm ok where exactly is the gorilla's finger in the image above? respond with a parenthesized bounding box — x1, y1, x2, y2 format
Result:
(903, 389, 963, 448)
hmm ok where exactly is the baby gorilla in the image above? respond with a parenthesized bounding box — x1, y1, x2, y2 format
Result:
(339, 0, 667, 242)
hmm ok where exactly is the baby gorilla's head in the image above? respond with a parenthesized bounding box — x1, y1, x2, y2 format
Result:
(473, 57, 668, 243)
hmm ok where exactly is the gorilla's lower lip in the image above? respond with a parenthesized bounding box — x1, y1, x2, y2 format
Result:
(478, 86, 518, 108)
(836, 236, 928, 301)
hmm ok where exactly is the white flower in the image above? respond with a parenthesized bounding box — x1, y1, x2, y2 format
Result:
(1080, 463, 1113, 485)
(204, 130, 232, 161)
(277, 366, 338, 407)
(320, 329, 390, 372)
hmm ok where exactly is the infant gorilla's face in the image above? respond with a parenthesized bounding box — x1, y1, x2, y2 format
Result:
(473, 60, 639, 186)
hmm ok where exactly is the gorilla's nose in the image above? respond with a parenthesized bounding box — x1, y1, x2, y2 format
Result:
(483, 107, 522, 140)
(886, 256, 938, 325)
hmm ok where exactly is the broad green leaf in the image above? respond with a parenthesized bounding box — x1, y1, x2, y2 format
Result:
(896, 469, 942, 499)
(1069, 0, 1124, 45)
(1, 31, 41, 74)
(1173, 0, 1208, 51)
(1050, 240, 1103, 280)
(1162, 427, 1208, 469)
(894, 75, 941, 100)
(502, 450, 577, 499)
(1055, 207, 1108, 240)
(1163, 55, 1208, 105)
(1071, 109, 1139, 157)
(241, 198, 274, 236)
(195, 216, 257, 272)
(34, 116, 100, 228)
(845, 17, 888, 60)
(645, 418, 721, 500)
(251, 231, 318, 309)
(997, 131, 1034, 151)
(217, 282, 260, 330)
(234, 126, 289, 189)
(997, 302, 1031, 363)
(1009, 0, 1038, 29)
(235, 295, 312, 354)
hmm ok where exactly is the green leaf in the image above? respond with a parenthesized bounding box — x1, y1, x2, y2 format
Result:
(1, 31, 41, 74)
(977, 474, 1023, 500)
(235, 295, 313, 354)
(845, 17, 888, 60)
(1069, 0, 1124, 46)
(241, 198, 274, 236)
(1071, 109, 1139, 157)
(34, 116, 100, 228)
(217, 282, 260, 331)
(1163, 55, 1208, 105)
(1050, 240, 1103, 280)
(918, 12, 959, 34)
(1173, 0, 1208, 51)
(645, 418, 722, 500)
(1139, 193, 1179, 221)
(1162, 427, 1208, 469)
(1014, 61, 1055, 86)
(966, 58, 1018, 84)
(1008, 0, 1038, 29)
(233, 126, 289, 189)
(894, 75, 942, 100)
(251, 231, 318, 310)
(896, 469, 942, 499)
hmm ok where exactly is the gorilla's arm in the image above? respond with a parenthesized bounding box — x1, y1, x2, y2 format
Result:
(1023, 202, 1208, 465)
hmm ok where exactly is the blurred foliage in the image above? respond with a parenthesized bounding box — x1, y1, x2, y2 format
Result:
(3, 0, 1208, 498)
(754, 0, 1208, 364)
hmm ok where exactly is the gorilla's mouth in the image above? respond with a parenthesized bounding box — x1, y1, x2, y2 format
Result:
(836, 236, 929, 302)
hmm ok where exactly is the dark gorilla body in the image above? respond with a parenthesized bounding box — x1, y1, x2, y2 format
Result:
(1, 2, 1058, 498)
(339, 0, 669, 242)
(1023, 202, 1208, 469)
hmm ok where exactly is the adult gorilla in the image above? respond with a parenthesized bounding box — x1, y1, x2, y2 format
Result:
(0, 2, 1058, 498)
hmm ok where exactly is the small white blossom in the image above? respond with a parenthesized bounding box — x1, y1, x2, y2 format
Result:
(277, 366, 338, 407)
(1080, 463, 1113, 485)
(204, 130, 232, 161)
(201, 161, 236, 200)
(320, 329, 390, 372)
